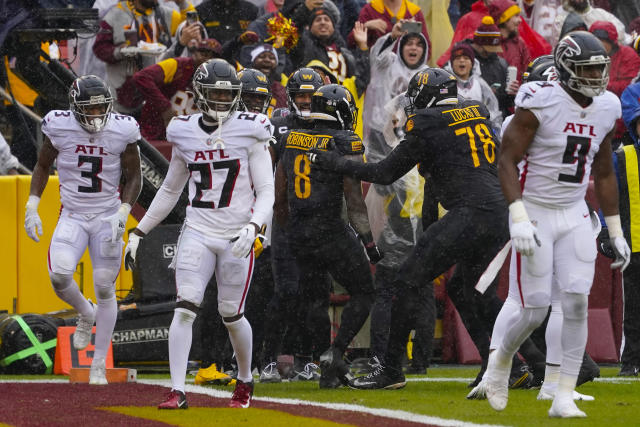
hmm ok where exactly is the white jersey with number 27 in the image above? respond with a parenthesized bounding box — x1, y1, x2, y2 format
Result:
(515, 81, 621, 208)
(41, 110, 140, 214)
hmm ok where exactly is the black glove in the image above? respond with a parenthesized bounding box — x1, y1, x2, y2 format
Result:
(307, 145, 347, 172)
(597, 228, 616, 259)
(364, 241, 384, 264)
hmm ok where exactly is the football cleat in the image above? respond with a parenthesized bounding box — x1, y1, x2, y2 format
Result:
(259, 361, 282, 383)
(466, 380, 488, 400)
(229, 380, 254, 408)
(508, 364, 532, 389)
(290, 362, 320, 382)
(319, 347, 353, 387)
(484, 351, 511, 411)
(194, 363, 233, 385)
(89, 357, 107, 385)
(73, 300, 96, 350)
(618, 364, 640, 377)
(537, 388, 595, 401)
(158, 390, 188, 409)
(356, 356, 382, 375)
(577, 353, 600, 386)
(548, 398, 587, 418)
(349, 365, 406, 390)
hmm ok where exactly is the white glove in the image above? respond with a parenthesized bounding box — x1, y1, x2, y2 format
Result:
(605, 215, 631, 271)
(231, 224, 258, 258)
(101, 203, 131, 243)
(124, 232, 142, 270)
(24, 195, 43, 242)
(509, 200, 540, 256)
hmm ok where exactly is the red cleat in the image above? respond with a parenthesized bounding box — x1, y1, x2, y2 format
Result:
(229, 380, 254, 408)
(158, 389, 188, 409)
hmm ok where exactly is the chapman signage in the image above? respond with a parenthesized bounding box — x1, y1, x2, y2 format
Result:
(112, 327, 169, 344)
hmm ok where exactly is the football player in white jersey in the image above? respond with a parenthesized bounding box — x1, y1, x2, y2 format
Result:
(124, 59, 274, 409)
(483, 32, 631, 418)
(24, 75, 142, 384)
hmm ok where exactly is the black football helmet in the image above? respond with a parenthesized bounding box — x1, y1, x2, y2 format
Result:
(238, 68, 272, 114)
(405, 68, 458, 116)
(310, 84, 357, 130)
(523, 55, 557, 83)
(286, 68, 324, 119)
(193, 59, 241, 122)
(554, 31, 610, 97)
(69, 75, 113, 133)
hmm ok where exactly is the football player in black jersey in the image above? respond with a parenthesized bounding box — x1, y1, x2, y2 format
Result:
(274, 84, 381, 388)
(309, 68, 511, 389)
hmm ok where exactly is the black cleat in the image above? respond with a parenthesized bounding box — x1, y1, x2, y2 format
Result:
(349, 365, 406, 390)
(618, 364, 639, 377)
(509, 364, 533, 389)
(576, 353, 600, 386)
(319, 347, 353, 387)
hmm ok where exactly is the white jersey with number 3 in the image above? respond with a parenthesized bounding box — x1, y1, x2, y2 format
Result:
(41, 110, 140, 214)
(167, 111, 272, 238)
(515, 81, 621, 208)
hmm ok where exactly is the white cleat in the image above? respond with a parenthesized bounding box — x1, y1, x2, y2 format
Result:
(73, 301, 96, 350)
(537, 389, 594, 401)
(467, 380, 488, 400)
(549, 399, 587, 418)
(486, 380, 509, 411)
(89, 358, 107, 385)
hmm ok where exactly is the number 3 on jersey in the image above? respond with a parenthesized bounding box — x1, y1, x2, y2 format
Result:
(294, 154, 311, 199)
(455, 123, 496, 167)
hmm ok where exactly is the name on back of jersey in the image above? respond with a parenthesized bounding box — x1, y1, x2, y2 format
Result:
(286, 132, 332, 151)
(442, 104, 486, 126)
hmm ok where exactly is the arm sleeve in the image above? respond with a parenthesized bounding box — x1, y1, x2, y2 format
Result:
(335, 137, 420, 184)
(133, 60, 176, 112)
(93, 21, 121, 63)
(136, 146, 189, 233)
(248, 141, 275, 227)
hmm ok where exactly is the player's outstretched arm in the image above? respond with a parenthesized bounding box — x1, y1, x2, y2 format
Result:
(309, 139, 417, 185)
(593, 130, 631, 270)
(343, 154, 383, 264)
(24, 136, 58, 242)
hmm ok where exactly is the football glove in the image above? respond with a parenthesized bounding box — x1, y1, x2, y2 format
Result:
(307, 145, 347, 172)
(124, 232, 142, 271)
(596, 228, 616, 259)
(24, 196, 43, 242)
(231, 224, 258, 258)
(509, 200, 540, 256)
(605, 215, 631, 271)
(102, 203, 131, 243)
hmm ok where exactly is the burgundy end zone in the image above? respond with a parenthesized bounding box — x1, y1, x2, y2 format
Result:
(0, 383, 436, 427)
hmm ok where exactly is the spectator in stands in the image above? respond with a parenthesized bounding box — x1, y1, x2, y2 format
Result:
(333, 0, 362, 41)
(93, 0, 195, 115)
(196, 0, 259, 44)
(0, 132, 20, 175)
(347, 0, 431, 58)
(437, 0, 549, 67)
(248, 44, 287, 110)
(615, 82, 640, 377)
(289, 4, 371, 96)
(362, 19, 430, 369)
(445, 42, 502, 129)
(558, 11, 587, 40)
(516, 0, 562, 45)
(258, 0, 285, 16)
(161, 15, 208, 60)
(553, 0, 630, 46)
(488, 0, 530, 81)
(132, 39, 221, 140)
(589, 22, 640, 98)
(462, 16, 512, 118)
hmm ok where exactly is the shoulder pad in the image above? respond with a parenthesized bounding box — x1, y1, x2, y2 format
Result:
(515, 81, 558, 110)
(405, 108, 442, 133)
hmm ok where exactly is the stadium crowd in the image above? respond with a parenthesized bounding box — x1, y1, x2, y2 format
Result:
(3, 0, 640, 417)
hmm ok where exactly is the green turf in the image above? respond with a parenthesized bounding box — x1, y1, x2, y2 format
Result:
(2, 366, 639, 426)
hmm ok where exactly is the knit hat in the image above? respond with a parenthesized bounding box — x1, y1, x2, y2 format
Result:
(589, 21, 618, 46)
(451, 42, 475, 62)
(488, 0, 521, 25)
(311, 1, 340, 27)
(473, 16, 503, 52)
(250, 43, 279, 65)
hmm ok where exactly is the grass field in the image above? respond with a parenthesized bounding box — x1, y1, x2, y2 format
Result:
(2, 365, 639, 426)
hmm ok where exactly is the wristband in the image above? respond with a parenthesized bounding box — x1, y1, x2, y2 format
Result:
(508, 199, 529, 223)
(604, 215, 623, 239)
(26, 195, 41, 210)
